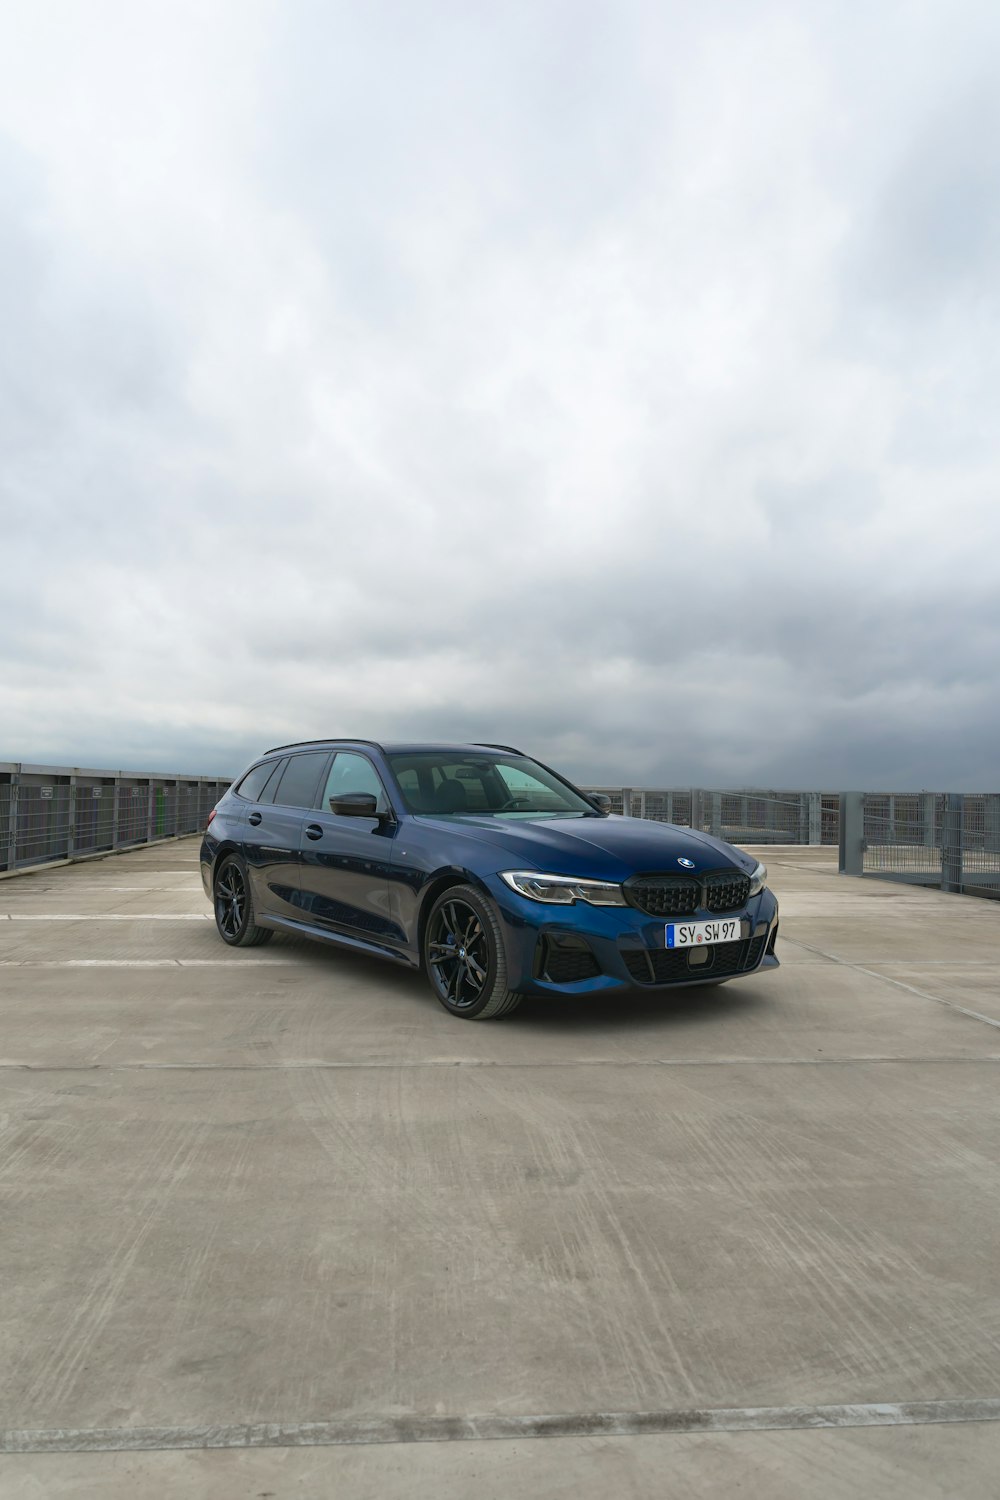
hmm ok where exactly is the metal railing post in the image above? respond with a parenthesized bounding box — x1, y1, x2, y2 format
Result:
(808, 792, 822, 846)
(709, 792, 721, 838)
(621, 787, 632, 818)
(839, 792, 865, 876)
(7, 775, 19, 870)
(986, 795, 1000, 852)
(67, 775, 78, 858)
(941, 794, 964, 894)
(921, 793, 937, 847)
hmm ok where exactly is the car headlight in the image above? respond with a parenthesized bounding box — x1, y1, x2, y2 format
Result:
(500, 871, 627, 906)
(748, 860, 767, 896)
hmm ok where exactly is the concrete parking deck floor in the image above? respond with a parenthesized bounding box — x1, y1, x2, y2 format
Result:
(1, 842, 999, 1497)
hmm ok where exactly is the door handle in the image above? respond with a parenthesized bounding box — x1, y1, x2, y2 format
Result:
(305, 823, 323, 840)
(248, 811, 262, 826)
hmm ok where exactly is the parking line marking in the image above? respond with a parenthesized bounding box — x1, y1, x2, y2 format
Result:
(2, 914, 211, 921)
(2, 886, 201, 893)
(3, 1056, 999, 1073)
(0, 959, 296, 968)
(3, 1397, 999, 1454)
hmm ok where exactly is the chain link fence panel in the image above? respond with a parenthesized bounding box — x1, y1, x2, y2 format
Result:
(0, 764, 233, 874)
(840, 792, 999, 900)
(583, 788, 839, 845)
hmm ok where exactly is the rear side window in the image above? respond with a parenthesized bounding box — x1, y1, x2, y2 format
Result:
(235, 761, 280, 803)
(272, 752, 329, 809)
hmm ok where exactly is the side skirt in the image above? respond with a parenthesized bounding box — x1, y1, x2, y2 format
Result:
(260, 913, 418, 968)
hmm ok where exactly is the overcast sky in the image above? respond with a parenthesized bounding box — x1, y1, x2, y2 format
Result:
(2, 1, 999, 790)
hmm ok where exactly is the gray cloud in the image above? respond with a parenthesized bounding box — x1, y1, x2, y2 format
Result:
(1, 0, 999, 790)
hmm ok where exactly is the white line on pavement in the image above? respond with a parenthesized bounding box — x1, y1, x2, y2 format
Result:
(0, 958, 296, 968)
(2, 914, 211, 921)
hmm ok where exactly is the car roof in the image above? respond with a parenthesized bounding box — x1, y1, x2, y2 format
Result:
(262, 739, 524, 757)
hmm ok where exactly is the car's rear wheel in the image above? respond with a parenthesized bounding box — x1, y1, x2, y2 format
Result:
(213, 855, 273, 947)
(424, 885, 521, 1019)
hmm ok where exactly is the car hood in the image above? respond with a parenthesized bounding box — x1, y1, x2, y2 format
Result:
(413, 813, 754, 881)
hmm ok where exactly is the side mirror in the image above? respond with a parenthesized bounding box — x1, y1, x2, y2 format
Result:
(329, 792, 381, 818)
(589, 793, 612, 813)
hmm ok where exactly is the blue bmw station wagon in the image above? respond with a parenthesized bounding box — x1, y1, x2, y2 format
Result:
(201, 740, 779, 1019)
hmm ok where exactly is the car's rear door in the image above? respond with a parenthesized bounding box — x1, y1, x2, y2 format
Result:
(242, 750, 331, 923)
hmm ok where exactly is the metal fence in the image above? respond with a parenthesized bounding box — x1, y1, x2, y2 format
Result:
(0, 763, 233, 874)
(5, 763, 995, 902)
(839, 792, 1000, 900)
(583, 788, 841, 845)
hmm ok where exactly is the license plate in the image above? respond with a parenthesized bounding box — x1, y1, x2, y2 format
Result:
(666, 919, 742, 948)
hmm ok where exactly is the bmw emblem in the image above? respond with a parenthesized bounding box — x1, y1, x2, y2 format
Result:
(677, 857, 696, 869)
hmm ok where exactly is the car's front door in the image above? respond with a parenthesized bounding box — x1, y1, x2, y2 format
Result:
(242, 751, 331, 923)
(297, 751, 403, 948)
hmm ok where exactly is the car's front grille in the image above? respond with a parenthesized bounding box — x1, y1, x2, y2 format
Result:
(623, 932, 767, 986)
(624, 869, 750, 918)
(703, 871, 751, 912)
(623, 877, 700, 917)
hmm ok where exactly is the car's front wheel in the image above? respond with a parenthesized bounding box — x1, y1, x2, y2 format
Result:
(423, 885, 521, 1020)
(213, 855, 274, 947)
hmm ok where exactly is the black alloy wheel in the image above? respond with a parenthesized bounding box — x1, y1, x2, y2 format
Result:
(213, 856, 273, 947)
(423, 885, 521, 1020)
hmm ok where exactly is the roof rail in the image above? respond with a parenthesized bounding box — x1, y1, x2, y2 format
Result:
(474, 742, 523, 754)
(263, 738, 386, 755)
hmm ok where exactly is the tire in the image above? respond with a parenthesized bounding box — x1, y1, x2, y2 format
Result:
(423, 884, 522, 1020)
(213, 855, 274, 948)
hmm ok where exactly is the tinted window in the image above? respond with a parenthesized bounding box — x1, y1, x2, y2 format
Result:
(386, 751, 595, 818)
(395, 766, 420, 801)
(272, 752, 329, 809)
(235, 761, 280, 803)
(321, 752, 389, 813)
(257, 757, 287, 804)
(494, 762, 568, 811)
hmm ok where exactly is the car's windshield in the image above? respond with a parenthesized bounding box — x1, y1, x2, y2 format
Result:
(386, 751, 599, 819)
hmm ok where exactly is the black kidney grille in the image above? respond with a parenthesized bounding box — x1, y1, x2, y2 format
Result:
(624, 877, 699, 917)
(624, 869, 750, 918)
(703, 872, 751, 912)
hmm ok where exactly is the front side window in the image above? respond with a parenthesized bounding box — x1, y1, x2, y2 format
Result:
(271, 752, 329, 809)
(320, 752, 389, 814)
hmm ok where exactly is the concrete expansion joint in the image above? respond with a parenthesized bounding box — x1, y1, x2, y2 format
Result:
(783, 938, 1000, 1033)
(3, 1398, 1000, 1455)
(3, 1055, 1000, 1075)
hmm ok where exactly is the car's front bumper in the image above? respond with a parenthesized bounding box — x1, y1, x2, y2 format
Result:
(485, 876, 780, 997)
